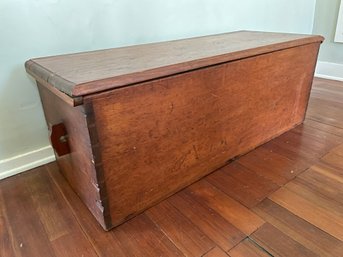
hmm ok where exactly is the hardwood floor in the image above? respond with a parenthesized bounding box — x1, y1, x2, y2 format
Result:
(1, 77, 343, 257)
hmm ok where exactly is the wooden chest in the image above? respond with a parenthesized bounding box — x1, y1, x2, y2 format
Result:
(25, 31, 323, 230)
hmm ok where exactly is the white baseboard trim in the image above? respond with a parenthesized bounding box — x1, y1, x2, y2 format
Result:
(0, 146, 56, 180)
(315, 61, 343, 82)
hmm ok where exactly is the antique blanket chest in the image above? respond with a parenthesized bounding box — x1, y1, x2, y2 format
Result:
(25, 31, 323, 230)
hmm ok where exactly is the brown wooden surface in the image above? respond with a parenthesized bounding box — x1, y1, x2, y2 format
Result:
(87, 42, 319, 227)
(26, 65, 83, 106)
(269, 180, 343, 241)
(37, 83, 109, 228)
(49, 123, 70, 157)
(168, 189, 246, 251)
(25, 31, 323, 97)
(206, 162, 279, 208)
(228, 238, 271, 257)
(204, 247, 231, 257)
(253, 199, 343, 257)
(146, 200, 215, 257)
(250, 223, 318, 257)
(1, 78, 343, 256)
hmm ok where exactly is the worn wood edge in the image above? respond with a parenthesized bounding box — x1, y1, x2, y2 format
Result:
(301, 43, 322, 125)
(25, 34, 323, 98)
(72, 38, 324, 97)
(31, 31, 322, 64)
(83, 110, 307, 229)
(82, 42, 317, 227)
(82, 100, 113, 230)
(34, 83, 105, 229)
(32, 30, 320, 60)
(25, 60, 82, 106)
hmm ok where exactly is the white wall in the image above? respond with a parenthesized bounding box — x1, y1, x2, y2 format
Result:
(313, 0, 343, 81)
(313, 0, 343, 64)
(0, 0, 317, 179)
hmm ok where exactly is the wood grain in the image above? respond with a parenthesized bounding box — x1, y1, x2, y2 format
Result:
(47, 162, 128, 257)
(291, 122, 343, 146)
(25, 167, 97, 257)
(331, 143, 343, 157)
(206, 162, 279, 208)
(26, 168, 71, 241)
(322, 151, 343, 170)
(25, 60, 82, 106)
(228, 238, 271, 257)
(310, 77, 343, 105)
(188, 180, 265, 235)
(297, 162, 343, 205)
(306, 97, 343, 128)
(203, 247, 230, 257)
(260, 122, 343, 165)
(88, 43, 319, 227)
(269, 183, 343, 241)
(237, 146, 308, 186)
(111, 214, 186, 257)
(2, 77, 343, 257)
(146, 201, 215, 257)
(303, 119, 343, 138)
(37, 83, 110, 229)
(0, 171, 57, 257)
(168, 189, 245, 251)
(254, 199, 343, 257)
(251, 223, 318, 257)
(0, 186, 16, 257)
(25, 31, 323, 97)
(48, 161, 186, 257)
(285, 179, 343, 222)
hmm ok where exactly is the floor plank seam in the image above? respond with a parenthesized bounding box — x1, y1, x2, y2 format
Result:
(285, 181, 343, 208)
(0, 189, 19, 257)
(200, 246, 216, 257)
(46, 166, 102, 257)
(306, 117, 343, 131)
(305, 118, 343, 133)
(248, 237, 274, 257)
(143, 213, 188, 257)
(225, 236, 250, 254)
(3, 78, 343, 257)
(205, 161, 311, 211)
(253, 199, 343, 248)
(25, 171, 64, 256)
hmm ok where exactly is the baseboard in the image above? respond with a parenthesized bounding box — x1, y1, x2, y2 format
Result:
(315, 61, 343, 82)
(0, 146, 56, 180)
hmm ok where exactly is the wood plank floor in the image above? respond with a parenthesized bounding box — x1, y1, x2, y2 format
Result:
(1, 77, 343, 257)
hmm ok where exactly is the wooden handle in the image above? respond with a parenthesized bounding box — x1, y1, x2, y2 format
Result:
(50, 123, 70, 157)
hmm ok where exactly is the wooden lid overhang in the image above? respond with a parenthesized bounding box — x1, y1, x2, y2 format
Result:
(25, 30, 324, 106)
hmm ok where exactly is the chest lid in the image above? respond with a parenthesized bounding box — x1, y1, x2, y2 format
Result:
(25, 30, 323, 99)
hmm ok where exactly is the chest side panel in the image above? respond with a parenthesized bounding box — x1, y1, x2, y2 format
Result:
(37, 84, 110, 228)
(88, 43, 320, 227)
